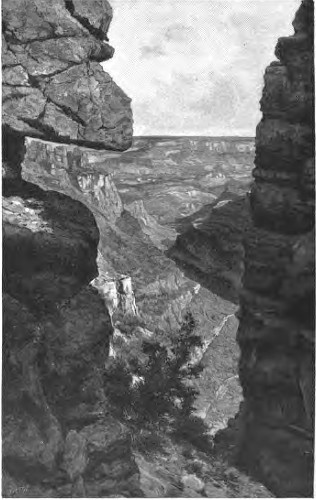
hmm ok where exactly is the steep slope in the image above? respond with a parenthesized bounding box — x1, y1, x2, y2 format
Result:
(235, 1, 315, 496)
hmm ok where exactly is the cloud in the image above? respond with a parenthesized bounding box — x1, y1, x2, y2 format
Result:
(164, 23, 194, 42)
(140, 44, 166, 58)
(105, 0, 300, 135)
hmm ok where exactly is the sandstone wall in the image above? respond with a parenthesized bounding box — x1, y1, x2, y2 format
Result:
(236, 1, 315, 496)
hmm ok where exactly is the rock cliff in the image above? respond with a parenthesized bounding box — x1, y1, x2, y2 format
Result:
(23, 137, 125, 220)
(2, 0, 133, 150)
(2, 0, 140, 496)
(235, 0, 314, 496)
(3, 0, 314, 497)
(92, 273, 138, 317)
(168, 189, 250, 303)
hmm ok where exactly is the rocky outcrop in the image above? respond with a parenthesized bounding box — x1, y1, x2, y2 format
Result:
(21, 138, 125, 224)
(2, 180, 141, 496)
(22, 137, 177, 247)
(3, 179, 99, 310)
(236, 1, 314, 496)
(168, 191, 250, 303)
(19, 137, 197, 328)
(194, 314, 242, 435)
(92, 273, 138, 317)
(2, 0, 133, 150)
(125, 199, 176, 250)
(2, 0, 140, 496)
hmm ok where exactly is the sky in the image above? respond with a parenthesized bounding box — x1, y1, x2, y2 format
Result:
(104, 0, 299, 136)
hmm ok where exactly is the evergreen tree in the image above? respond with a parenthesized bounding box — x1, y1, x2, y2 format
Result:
(103, 312, 211, 450)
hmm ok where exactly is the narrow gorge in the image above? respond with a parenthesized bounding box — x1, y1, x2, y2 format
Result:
(2, 0, 314, 498)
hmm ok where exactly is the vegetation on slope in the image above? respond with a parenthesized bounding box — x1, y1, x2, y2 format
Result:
(103, 313, 213, 454)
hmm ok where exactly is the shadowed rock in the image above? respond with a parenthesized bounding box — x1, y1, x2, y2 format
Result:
(234, 1, 315, 496)
(3, 179, 99, 311)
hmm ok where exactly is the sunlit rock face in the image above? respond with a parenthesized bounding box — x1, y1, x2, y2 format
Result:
(77, 172, 124, 220)
(125, 199, 176, 250)
(2, 0, 133, 150)
(22, 138, 125, 224)
(92, 274, 138, 317)
(236, 1, 314, 496)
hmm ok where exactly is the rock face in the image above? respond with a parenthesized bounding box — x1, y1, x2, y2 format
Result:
(125, 199, 176, 250)
(22, 138, 125, 223)
(2, 0, 133, 150)
(168, 191, 250, 303)
(22, 137, 177, 248)
(2, 181, 141, 497)
(194, 314, 242, 436)
(3, 179, 99, 311)
(2, 0, 140, 496)
(236, 1, 315, 496)
(92, 273, 139, 317)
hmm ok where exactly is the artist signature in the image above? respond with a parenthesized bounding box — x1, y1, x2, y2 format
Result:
(8, 486, 29, 495)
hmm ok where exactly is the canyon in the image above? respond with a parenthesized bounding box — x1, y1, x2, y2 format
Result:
(2, 0, 314, 498)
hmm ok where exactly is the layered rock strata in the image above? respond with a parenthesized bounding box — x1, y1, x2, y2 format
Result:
(236, 1, 315, 496)
(2, 0, 140, 496)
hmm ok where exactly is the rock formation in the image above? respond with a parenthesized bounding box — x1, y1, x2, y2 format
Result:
(236, 0, 315, 496)
(2, 0, 133, 151)
(92, 273, 139, 317)
(168, 190, 250, 303)
(125, 199, 176, 250)
(2, 0, 140, 496)
(3, 0, 314, 497)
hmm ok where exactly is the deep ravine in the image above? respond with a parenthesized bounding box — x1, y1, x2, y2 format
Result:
(2, 0, 314, 498)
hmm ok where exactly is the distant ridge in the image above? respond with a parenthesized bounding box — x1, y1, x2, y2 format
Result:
(134, 135, 255, 140)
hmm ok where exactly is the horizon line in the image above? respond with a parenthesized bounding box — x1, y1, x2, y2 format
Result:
(133, 135, 255, 139)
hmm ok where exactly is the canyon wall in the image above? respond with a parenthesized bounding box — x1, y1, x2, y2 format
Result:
(168, 192, 249, 303)
(2, 0, 140, 496)
(2, 0, 314, 497)
(236, 0, 314, 496)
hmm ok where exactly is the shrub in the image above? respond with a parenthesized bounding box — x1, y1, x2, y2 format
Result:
(103, 358, 134, 415)
(103, 312, 209, 450)
(172, 414, 213, 453)
(132, 429, 166, 455)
